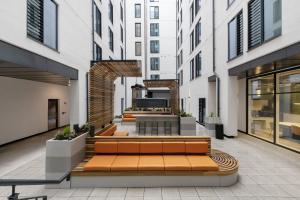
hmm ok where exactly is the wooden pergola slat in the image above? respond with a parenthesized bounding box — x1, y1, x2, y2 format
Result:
(89, 60, 142, 130)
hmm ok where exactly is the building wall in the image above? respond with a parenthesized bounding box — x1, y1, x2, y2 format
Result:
(0, 76, 70, 145)
(178, 0, 300, 136)
(125, 0, 177, 109)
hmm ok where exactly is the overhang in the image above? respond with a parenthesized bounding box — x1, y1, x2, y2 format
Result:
(228, 41, 300, 78)
(0, 40, 78, 85)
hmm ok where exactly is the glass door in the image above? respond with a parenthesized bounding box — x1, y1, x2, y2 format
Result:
(248, 75, 275, 142)
(276, 69, 300, 151)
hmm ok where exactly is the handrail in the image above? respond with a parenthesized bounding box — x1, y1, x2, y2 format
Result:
(0, 173, 70, 200)
(0, 172, 70, 186)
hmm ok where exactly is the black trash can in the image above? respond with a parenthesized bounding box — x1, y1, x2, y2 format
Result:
(215, 124, 224, 140)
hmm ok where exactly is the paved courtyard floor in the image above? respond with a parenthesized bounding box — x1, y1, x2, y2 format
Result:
(0, 122, 300, 200)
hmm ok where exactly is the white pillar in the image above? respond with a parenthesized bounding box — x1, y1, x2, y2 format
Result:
(220, 76, 238, 136)
(69, 70, 87, 129)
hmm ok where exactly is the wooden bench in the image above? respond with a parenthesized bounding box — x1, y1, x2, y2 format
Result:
(122, 113, 136, 122)
(71, 136, 239, 187)
(96, 124, 129, 136)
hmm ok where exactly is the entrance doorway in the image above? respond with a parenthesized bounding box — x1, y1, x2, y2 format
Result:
(199, 98, 206, 125)
(48, 99, 59, 130)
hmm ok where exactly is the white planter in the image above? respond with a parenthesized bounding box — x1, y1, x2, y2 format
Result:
(45, 132, 87, 188)
(180, 117, 196, 136)
(205, 117, 221, 130)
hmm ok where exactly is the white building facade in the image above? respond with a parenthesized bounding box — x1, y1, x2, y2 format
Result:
(124, 0, 177, 108)
(0, 0, 126, 145)
(178, 0, 300, 152)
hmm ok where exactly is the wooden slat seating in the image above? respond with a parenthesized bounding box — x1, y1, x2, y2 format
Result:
(96, 124, 129, 136)
(72, 136, 239, 176)
(122, 113, 136, 122)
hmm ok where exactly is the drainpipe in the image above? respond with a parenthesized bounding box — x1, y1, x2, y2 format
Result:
(124, 0, 127, 108)
(212, 0, 220, 118)
(144, 0, 148, 80)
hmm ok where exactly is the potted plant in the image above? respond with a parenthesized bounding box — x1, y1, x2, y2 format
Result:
(45, 125, 88, 188)
(180, 111, 196, 136)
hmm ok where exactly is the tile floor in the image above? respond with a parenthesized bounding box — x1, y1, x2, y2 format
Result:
(0, 123, 300, 200)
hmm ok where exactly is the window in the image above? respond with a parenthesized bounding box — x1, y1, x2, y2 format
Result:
(228, 0, 235, 7)
(228, 11, 243, 60)
(27, 0, 58, 49)
(190, 30, 194, 53)
(109, 1, 113, 24)
(109, 28, 114, 52)
(150, 40, 160, 53)
(93, 43, 102, 61)
(150, 6, 159, 19)
(120, 3, 123, 22)
(190, 59, 195, 80)
(151, 74, 160, 80)
(150, 23, 159, 36)
(150, 57, 160, 70)
(180, 30, 183, 47)
(248, 0, 281, 49)
(135, 4, 141, 18)
(195, 20, 201, 46)
(94, 4, 102, 37)
(180, 50, 183, 66)
(195, 0, 201, 15)
(135, 42, 142, 56)
(120, 47, 124, 60)
(179, 70, 183, 86)
(190, 2, 194, 25)
(120, 25, 123, 43)
(195, 52, 201, 77)
(135, 23, 141, 37)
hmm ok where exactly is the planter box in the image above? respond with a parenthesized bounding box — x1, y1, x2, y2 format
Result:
(45, 133, 87, 188)
(180, 117, 196, 136)
(205, 117, 221, 130)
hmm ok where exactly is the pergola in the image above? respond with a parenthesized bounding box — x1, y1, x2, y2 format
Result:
(143, 79, 179, 114)
(89, 60, 142, 130)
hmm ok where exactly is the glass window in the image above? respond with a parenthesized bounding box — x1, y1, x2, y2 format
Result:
(190, 59, 195, 80)
(248, 75, 274, 142)
(195, 20, 201, 46)
(27, 0, 58, 49)
(150, 57, 160, 70)
(135, 4, 141, 18)
(43, 0, 57, 49)
(190, 30, 194, 53)
(120, 3, 123, 21)
(94, 5, 102, 37)
(276, 69, 300, 151)
(195, 52, 201, 77)
(195, 0, 201, 15)
(94, 43, 102, 61)
(120, 25, 123, 43)
(150, 6, 159, 19)
(109, 28, 114, 52)
(109, 1, 113, 24)
(151, 74, 160, 80)
(228, 11, 243, 60)
(150, 23, 159, 36)
(190, 2, 194, 25)
(264, 0, 282, 40)
(135, 23, 141, 37)
(135, 42, 142, 56)
(150, 40, 159, 53)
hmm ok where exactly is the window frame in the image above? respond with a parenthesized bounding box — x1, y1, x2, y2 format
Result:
(135, 42, 142, 56)
(135, 23, 141, 37)
(228, 10, 243, 61)
(150, 40, 160, 53)
(150, 6, 159, 19)
(135, 4, 141, 18)
(150, 23, 159, 36)
(150, 57, 160, 71)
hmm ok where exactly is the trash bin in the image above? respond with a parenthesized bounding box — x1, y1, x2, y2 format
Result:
(215, 124, 224, 140)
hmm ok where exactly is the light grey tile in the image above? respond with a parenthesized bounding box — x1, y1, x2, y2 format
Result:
(125, 188, 144, 197)
(90, 188, 110, 197)
(71, 188, 93, 197)
(196, 187, 217, 197)
(179, 187, 198, 197)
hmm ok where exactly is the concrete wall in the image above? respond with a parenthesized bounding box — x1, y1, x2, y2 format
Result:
(0, 76, 70, 145)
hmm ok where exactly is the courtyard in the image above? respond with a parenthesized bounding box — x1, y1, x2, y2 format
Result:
(0, 123, 299, 200)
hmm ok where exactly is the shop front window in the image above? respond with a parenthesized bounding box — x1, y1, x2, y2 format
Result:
(276, 69, 300, 151)
(248, 75, 274, 142)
